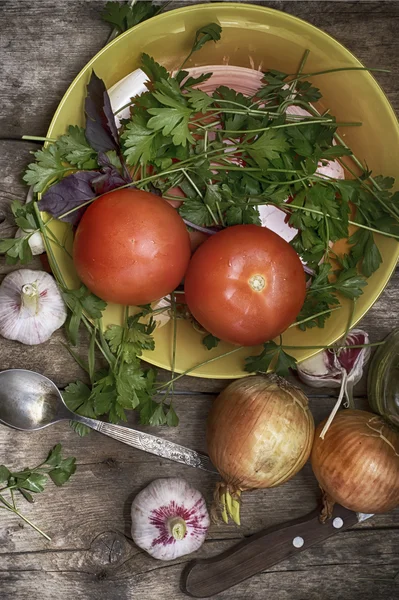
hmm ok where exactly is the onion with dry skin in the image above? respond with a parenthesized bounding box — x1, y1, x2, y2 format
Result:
(311, 410, 399, 517)
(206, 375, 315, 524)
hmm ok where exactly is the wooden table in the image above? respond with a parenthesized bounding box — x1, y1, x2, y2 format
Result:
(0, 1, 398, 599)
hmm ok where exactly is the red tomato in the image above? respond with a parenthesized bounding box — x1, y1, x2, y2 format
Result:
(73, 189, 191, 305)
(184, 224, 306, 346)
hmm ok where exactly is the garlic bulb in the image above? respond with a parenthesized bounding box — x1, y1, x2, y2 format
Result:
(297, 329, 371, 399)
(15, 228, 45, 255)
(297, 329, 371, 438)
(0, 269, 67, 345)
(131, 478, 210, 561)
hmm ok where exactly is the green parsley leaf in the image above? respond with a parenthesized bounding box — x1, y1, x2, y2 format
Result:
(179, 199, 215, 226)
(245, 341, 297, 376)
(245, 341, 280, 373)
(45, 443, 63, 467)
(0, 236, 33, 265)
(141, 53, 169, 83)
(56, 125, 98, 168)
(23, 145, 70, 193)
(63, 380, 96, 415)
(319, 145, 352, 159)
(274, 348, 297, 377)
(121, 121, 162, 165)
(165, 405, 179, 427)
(349, 229, 382, 277)
(102, 1, 158, 34)
(147, 93, 194, 146)
(247, 129, 289, 168)
(48, 457, 76, 487)
(225, 204, 261, 226)
(192, 23, 222, 53)
(148, 402, 168, 426)
(203, 333, 220, 350)
(187, 88, 215, 112)
(333, 268, 367, 299)
(0, 445, 77, 539)
(0, 465, 11, 482)
(11, 199, 37, 230)
(16, 473, 48, 494)
(62, 285, 106, 345)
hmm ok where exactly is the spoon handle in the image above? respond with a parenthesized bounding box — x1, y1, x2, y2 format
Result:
(74, 415, 217, 474)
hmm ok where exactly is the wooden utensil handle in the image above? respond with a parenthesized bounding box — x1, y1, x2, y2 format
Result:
(182, 504, 358, 597)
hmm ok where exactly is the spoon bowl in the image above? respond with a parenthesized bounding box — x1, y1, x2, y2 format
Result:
(0, 369, 69, 430)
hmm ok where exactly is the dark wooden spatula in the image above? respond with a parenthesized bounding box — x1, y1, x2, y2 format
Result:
(181, 503, 373, 597)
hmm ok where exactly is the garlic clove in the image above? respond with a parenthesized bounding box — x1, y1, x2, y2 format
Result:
(297, 329, 370, 390)
(335, 329, 371, 386)
(0, 269, 67, 345)
(297, 349, 342, 387)
(131, 477, 210, 561)
(15, 228, 45, 255)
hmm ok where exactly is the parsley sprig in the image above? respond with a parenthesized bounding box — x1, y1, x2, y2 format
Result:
(0, 444, 76, 540)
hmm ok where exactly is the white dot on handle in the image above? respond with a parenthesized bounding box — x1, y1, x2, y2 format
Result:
(293, 536, 304, 548)
(333, 517, 344, 529)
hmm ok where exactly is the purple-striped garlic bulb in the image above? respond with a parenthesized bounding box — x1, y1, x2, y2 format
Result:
(297, 329, 371, 438)
(131, 478, 210, 561)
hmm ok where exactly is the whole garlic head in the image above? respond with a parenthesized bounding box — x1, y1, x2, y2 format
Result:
(131, 478, 210, 561)
(0, 269, 67, 345)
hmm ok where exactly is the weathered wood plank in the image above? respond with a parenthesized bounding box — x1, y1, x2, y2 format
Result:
(0, 530, 398, 600)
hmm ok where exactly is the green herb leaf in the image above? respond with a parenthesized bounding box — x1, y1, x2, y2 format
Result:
(203, 333, 220, 350)
(192, 23, 222, 53)
(121, 121, 162, 165)
(23, 145, 71, 193)
(245, 341, 297, 376)
(349, 229, 382, 277)
(102, 1, 158, 34)
(149, 402, 167, 426)
(247, 129, 290, 168)
(147, 93, 194, 146)
(45, 444, 63, 467)
(245, 341, 280, 373)
(179, 199, 215, 227)
(17, 473, 48, 494)
(165, 405, 179, 427)
(56, 125, 98, 168)
(274, 348, 297, 377)
(141, 53, 169, 83)
(0, 236, 33, 265)
(0, 465, 10, 482)
(62, 380, 96, 417)
(186, 88, 215, 112)
(48, 457, 77, 487)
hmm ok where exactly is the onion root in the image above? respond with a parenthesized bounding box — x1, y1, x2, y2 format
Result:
(213, 482, 242, 525)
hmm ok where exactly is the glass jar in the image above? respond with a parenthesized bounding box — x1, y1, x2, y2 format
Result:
(367, 328, 399, 428)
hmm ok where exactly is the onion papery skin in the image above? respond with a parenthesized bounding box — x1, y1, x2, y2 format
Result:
(311, 410, 399, 514)
(206, 375, 315, 492)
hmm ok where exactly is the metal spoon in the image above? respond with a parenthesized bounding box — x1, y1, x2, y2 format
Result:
(0, 369, 217, 473)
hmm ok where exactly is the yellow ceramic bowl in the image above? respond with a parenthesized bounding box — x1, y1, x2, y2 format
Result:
(46, 3, 399, 378)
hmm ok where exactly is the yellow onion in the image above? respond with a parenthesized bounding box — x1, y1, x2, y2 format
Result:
(311, 410, 399, 516)
(207, 375, 315, 524)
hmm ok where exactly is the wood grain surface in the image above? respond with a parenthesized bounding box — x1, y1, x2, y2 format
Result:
(0, 2, 398, 600)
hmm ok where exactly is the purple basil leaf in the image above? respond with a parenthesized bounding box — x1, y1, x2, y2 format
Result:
(39, 171, 98, 225)
(91, 152, 132, 194)
(85, 72, 119, 153)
